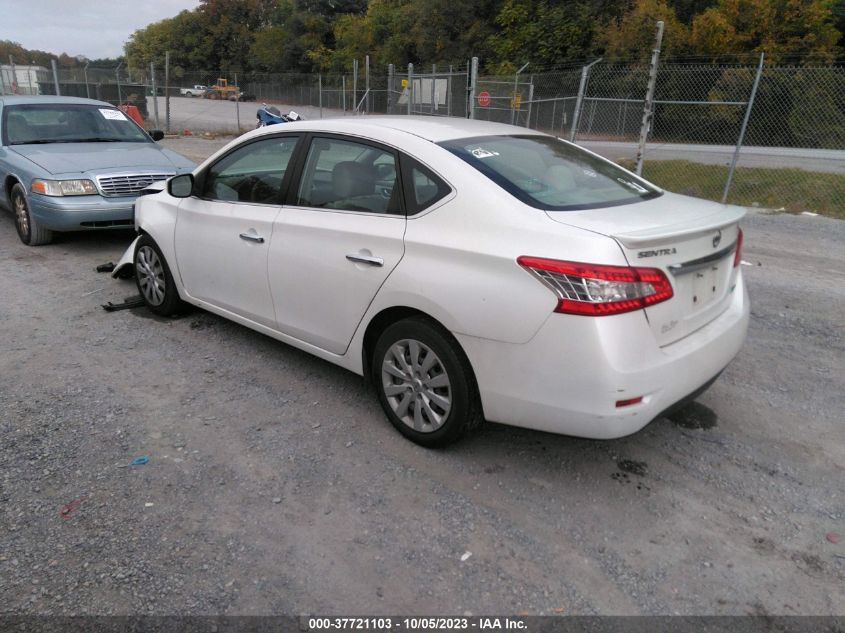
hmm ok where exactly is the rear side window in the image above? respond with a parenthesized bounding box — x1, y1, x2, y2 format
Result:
(400, 156, 451, 215)
(439, 135, 661, 211)
(295, 136, 402, 215)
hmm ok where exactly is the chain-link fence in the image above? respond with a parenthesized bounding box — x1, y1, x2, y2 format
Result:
(2, 55, 843, 215)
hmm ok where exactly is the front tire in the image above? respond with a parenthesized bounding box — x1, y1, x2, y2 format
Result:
(372, 317, 483, 447)
(11, 183, 53, 246)
(133, 234, 188, 316)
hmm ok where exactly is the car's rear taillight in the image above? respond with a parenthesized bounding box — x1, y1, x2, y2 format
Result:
(733, 228, 743, 267)
(517, 256, 674, 316)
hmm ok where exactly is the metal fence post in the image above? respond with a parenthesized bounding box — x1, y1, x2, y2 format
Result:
(571, 58, 602, 142)
(635, 21, 665, 176)
(469, 56, 478, 120)
(150, 63, 160, 129)
(365, 55, 370, 113)
(407, 63, 414, 115)
(116, 62, 123, 104)
(51, 59, 60, 96)
(234, 72, 241, 131)
(9, 55, 16, 94)
(431, 64, 437, 114)
(387, 64, 394, 113)
(511, 62, 528, 125)
(342, 75, 347, 113)
(722, 52, 765, 204)
(84, 62, 91, 98)
(526, 77, 534, 128)
(319, 73, 323, 119)
(447, 65, 452, 117)
(164, 51, 170, 133)
(352, 59, 358, 114)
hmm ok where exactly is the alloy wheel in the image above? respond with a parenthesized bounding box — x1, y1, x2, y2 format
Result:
(136, 245, 166, 306)
(381, 339, 452, 433)
(14, 194, 29, 239)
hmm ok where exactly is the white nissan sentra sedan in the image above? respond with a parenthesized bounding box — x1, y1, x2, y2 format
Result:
(117, 117, 749, 447)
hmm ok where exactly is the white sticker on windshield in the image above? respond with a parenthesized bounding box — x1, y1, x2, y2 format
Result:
(100, 108, 128, 121)
(469, 147, 500, 159)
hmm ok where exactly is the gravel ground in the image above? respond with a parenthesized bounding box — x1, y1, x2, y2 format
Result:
(0, 137, 843, 616)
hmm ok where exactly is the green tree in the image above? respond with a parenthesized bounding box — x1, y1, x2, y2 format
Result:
(690, 0, 841, 62)
(488, 0, 599, 71)
(597, 0, 691, 60)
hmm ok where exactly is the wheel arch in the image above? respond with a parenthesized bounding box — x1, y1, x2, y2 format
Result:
(4, 174, 23, 208)
(360, 306, 482, 409)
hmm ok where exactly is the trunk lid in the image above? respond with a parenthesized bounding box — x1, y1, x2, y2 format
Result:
(545, 192, 744, 346)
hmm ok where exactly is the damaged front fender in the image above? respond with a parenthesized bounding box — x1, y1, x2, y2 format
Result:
(112, 236, 140, 279)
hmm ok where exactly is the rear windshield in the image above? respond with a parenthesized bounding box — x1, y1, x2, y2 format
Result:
(439, 135, 661, 211)
(2, 103, 150, 146)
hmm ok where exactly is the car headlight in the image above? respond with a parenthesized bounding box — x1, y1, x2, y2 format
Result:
(31, 179, 97, 196)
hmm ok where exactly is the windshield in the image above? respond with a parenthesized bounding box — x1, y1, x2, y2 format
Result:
(439, 135, 662, 211)
(3, 104, 151, 146)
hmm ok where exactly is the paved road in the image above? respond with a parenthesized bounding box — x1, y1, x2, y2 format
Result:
(1, 139, 843, 616)
(579, 140, 845, 174)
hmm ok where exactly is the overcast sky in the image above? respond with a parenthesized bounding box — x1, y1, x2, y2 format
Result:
(0, 0, 201, 59)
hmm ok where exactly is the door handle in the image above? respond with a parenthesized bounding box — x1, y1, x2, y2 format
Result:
(346, 253, 384, 267)
(239, 232, 265, 244)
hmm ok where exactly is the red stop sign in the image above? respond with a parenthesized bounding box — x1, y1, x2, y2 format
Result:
(477, 91, 490, 107)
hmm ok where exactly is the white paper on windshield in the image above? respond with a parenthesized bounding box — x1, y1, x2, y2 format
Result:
(100, 108, 128, 121)
(469, 147, 500, 159)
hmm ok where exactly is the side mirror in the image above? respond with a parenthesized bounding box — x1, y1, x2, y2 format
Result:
(149, 130, 165, 142)
(168, 174, 194, 198)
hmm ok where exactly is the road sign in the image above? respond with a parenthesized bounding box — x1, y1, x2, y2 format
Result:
(477, 91, 490, 107)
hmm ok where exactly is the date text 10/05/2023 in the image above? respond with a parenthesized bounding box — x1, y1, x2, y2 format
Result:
(307, 617, 528, 630)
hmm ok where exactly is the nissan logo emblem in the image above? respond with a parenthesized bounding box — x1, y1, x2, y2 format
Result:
(712, 230, 722, 249)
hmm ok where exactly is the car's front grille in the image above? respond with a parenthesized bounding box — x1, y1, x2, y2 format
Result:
(97, 173, 173, 197)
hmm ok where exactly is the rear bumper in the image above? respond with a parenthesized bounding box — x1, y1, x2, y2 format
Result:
(456, 273, 750, 439)
(28, 194, 135, 231)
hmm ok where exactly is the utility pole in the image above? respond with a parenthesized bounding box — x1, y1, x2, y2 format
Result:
(635, 20, 665, 176)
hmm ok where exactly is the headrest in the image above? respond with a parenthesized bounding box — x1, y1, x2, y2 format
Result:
(332, 161, 376, 199)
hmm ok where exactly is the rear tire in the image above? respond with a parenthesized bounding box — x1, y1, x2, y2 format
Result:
(372, 316, 483, 447)
(133, 234, 188, 316)
(11, 183, 53, 246)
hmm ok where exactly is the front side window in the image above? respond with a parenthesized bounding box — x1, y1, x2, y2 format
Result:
(202, 136, 299, 204)
(3, 104, 150, 145)
(296, 137, 401, 215)
(439, 135, 661, 211)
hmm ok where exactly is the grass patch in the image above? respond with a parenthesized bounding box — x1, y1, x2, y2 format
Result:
(617, 160, 845, 219)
